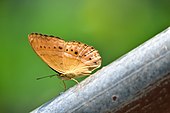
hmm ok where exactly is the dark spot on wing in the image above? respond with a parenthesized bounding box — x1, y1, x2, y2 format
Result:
(75, 51, 78, 54)
(59, 46, 63, 49)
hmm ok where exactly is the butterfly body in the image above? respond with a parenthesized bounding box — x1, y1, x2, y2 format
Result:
(28, 33, 101, 80)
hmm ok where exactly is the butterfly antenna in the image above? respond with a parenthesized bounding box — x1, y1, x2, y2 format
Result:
(36, 74, 58, 80)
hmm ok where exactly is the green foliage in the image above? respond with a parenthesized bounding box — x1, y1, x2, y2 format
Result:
(0, 0, 170, 112)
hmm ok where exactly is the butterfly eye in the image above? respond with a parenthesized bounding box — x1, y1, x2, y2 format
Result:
(71, 49, 73, 51)
(89, 58, 92, 60)
(54, 46, 56, 49)
(40, 46, 42, 48)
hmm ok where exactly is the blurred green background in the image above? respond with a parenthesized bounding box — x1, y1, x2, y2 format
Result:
(0, 0, 170, 112)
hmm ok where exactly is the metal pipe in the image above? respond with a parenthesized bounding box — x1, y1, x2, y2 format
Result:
(31, 27, 170, 113)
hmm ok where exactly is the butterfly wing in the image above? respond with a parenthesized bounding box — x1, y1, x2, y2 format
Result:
(63, 41, 101, 78)
(28, 33, 65, 73)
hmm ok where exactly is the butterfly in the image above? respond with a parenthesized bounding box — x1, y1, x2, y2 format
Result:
(28, 33, 101, 83)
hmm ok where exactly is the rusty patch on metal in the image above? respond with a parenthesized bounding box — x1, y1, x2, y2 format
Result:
(112, 95, 117, 101)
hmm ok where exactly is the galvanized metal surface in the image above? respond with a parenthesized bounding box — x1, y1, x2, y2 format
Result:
(31, 27, 170, 113)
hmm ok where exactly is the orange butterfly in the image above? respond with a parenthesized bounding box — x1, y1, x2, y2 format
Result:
(28, 33, 101, 84)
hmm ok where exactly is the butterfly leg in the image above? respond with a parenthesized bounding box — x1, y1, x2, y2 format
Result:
(71, 78, 79, 84)
(62, 80, 67, 91)
(71, 78, 83, 92)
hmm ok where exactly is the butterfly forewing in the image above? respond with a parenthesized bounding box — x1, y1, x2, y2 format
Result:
(28, 33, 65, 73)
(28, 33, 101, 79)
